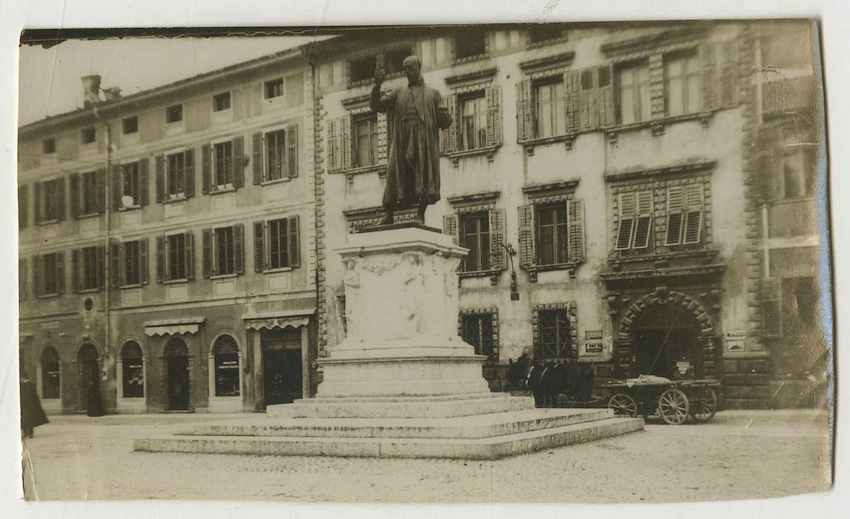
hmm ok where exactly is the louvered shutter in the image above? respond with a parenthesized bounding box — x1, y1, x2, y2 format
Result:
(202, 144, 211, 194)
(18, 185, 27, 228)
(518, 204, 537, 269)
(485, 85, 502, 147)
(139, 238, 149, 285)
(568, 199, 585, 263)
(184, 231, 194, 280)
(111, 243, 122, 287)
(441, 94, 458, 154)
(665, 186, 685, 246)
(578, 68, 596, 131)
(253, 221, 266, 272)
(615, 193, 636, 251)
(633, 191, 653, 249)
(156, 236, 165, 283)
(340, 118, 352, 173)
(69, 173, 80, 219)
(18, 258, 27, 300)
(139, 158, 149, 206)
(232, 136, 245, 188)
(155, 155, 165, 202)
(564, 70, 581, 133)
(683, 184, 705, 244)
(490, 208, 507, 271)
(516, 79, 534, 143)
(202, 228, 213, 278)
(71, 249, 79, 293)
(701, 42, 720, 111)
(34, 182, 42, 224)
(234, 224, 244, 274)
(327, 117, 341, 172)
(719, 39, 740, 108)
(55, 251, 64, 294)
(33, 255, 43, 296)
(112, 166, 122, 211)
(442, 214, 459, 245)
(96, 246, 105, 289)
(377, 112, 388, 164)
(761, 277, 783, 338)
(55, 177, 65, 221)
(184, 149, 195, 198)
(286, 124, 299, 178)
(252, 132, 264, 184)
(288, 216, 300, 269)
(597, 65, 616, 128)
(95, 168, 106, 214)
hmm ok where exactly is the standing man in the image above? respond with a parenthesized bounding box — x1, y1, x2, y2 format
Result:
(371, 55, 453, 225)
(20, 372, 48, 438)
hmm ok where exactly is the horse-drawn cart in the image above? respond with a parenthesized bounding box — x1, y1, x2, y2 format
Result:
(602, 376, 721, 425)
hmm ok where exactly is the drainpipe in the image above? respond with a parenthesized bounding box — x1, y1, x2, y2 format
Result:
(761, 203, 770, 278)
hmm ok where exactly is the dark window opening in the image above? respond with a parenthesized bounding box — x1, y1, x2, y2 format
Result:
(123, 240, 141, 286)
(537, 309, 572, 359)
(268, 218, 291, 269)
(462, 314, 495, 360)
(459, 93, 488, 150)
(350, 55, 377, 83)
(460, 212, 491, 272)
(167, 234, 187, 280)
(166, 153, 185, 197)
(265, 78, 284, 99)
(121, 342, 144, 398)
(536, 203, 569, 265)
(122, 116, 138, 135)
(384, 47, 411, 75)
(41, 347, 61, 399)
(42, 138, 55, 154)
(215, 227, 235, 276)
(528, 25, 564, 44)
(81, 127, 96, 144)
(213, 92, 231, 112)
(213, 141, 233, 187)
(166, 104, 183, 124)
(454, 32, 487, 60)
(353, 114, 379, 168)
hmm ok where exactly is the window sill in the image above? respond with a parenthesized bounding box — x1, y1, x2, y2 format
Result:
(260, 177, 291, 187)
(162, 279, 189, 285)
(37, 219, 60, 226)
(333, 163, 388, 179)
(604, 111, 715, 143)
(459, 268, 505, 286)
(36, 293, 60, 299)
(210, 273, 238, 280)
(119, 284, 143, 290)
(523, 262, 581, 282)
(209, 186, 236, 195)
(162, 195, 187, 204)
(521, 134, 577, 155)
(608, 247, 718, 266)
(264, 266, 295, 274)
(117, 205, 142, 212)
(77, 288, 100, 294)
(77, 212, 100, 220)
(446, 146, 499, 167)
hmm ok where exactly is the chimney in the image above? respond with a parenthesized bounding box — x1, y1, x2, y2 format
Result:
(103, 87, 122, 102)
(82, 75, 102, 107)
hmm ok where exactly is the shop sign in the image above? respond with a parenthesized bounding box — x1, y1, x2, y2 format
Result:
(585, 330, 603, 340)
(725, 330, 747, 352)
(584, 342, 604, 354)
(128, 362, 143, 369)
(219, 360, 239, 369)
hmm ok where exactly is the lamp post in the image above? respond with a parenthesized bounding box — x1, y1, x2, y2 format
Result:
(501, 242, 519, 301)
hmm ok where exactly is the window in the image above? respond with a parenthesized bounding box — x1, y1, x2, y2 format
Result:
(536, 203, 569, 266)
(122, 116, 138, 135)
(116, 239, 147, 287)
(528, 25, 564, 44)
(265, 78, 283, 99)
(254, 216, 301, 272)
(77, 171, 101, 216)
(42, 138, 55, 154)
(212, 335, 240, 397)
(492, 30, 522, 51)
(665, 53, 701, 117)
(202, 225, 244, 277)
(383, 47, 410, 76)
(460, 213, 491, 272)
(353, 114, 379, 168)
(617, 62, 651, 124)
(158, 150, 194, 200)
(81, 127, 96, 144)
(35, 252, 64, 296)
(459, 93, 488, 151)
(35, 178, 64, 223)
(349, 55, 376, 83)
(265, 130, 287, 180)
(420, 38, 447, 67)
(518, 195, 585, 274)
(213, 141, 233, 187)
(253, 125, 298, 183)
(535, 79, 567, 138)
(19, 185, 28, 229)
(118, 161, 142, 208)
(213, 92, 231, 112)
(73, 246, 104, 291)
(537, 309, 572, 359)
(166, 104, 183, 124)
(461, 313, 495, 360)
(156, 232, 194, 283)
(665, 184, 705, 246)
(781, 148, 816, 199)
(318, 61, 345, 89)
(203, 137, 245, 193)
(454, 32, 487, 60)
(615, 191, 653, 251)
(121, 342, 144, 398)
(40, 347, 61, 399)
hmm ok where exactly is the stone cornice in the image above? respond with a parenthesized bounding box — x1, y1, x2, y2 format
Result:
(521, 179, 580, 197)
(604, 159, 715, 182)
(446, 191, 501, 206)
(518, 51, 576, 74)
(600, 25, 710, 57)
(600, 263, 726, 282)
(341, 93, 372, 110)
(444, 67, 498, 88)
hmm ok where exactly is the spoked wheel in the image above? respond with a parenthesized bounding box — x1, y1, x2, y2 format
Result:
(688, 387, 718, 423)
(657, 388, 690, 425)
(608, 393, 638, 417)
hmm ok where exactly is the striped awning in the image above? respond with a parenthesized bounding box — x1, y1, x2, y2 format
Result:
(244, 315, 310, 331)
(144, 317, 206, 337)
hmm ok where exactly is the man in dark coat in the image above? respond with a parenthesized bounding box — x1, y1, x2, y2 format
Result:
(86, 381, 105, 417)
(20, 372, 48, 438)
(370, 55, 453, 224)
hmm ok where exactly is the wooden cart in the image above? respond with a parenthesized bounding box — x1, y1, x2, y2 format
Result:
(602, 378, 721, 425)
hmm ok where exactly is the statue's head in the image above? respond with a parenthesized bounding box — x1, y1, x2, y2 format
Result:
(403, 55, 422, 82)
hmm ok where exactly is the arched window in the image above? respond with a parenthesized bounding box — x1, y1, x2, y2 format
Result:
(40, 347, 61, 399)
(121, 341, 144, 398)
(212, 335, 240, 397)
(164, 337, 189, 357)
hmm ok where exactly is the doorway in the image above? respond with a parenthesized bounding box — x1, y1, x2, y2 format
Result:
(261, 329, 303, 409)
(77, 343, 100, 410)
(632, 306, 700, 379)
(164, 338, 190, 411)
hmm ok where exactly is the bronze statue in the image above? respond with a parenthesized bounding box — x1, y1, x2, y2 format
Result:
(370, 55, 453, 224)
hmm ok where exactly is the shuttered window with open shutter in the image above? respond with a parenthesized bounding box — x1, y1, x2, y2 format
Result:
(518, 204, 536, 269)
(440, 94, 458, 154)
(615, 193, 636, 251)
(633, 192, 653, 249)
(490, 209, 507, 271)
(568, 199, 585, 263)
(485, 85, 502, 147)
(683, 184, 704, 244)
(516, 79, 534, 143)
(665, 186, 685, 246)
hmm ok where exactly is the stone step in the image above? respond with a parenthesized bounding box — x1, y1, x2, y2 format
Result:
(268, 393, 536, 419)
(134, 416, 644, 460)
(177, 408, 615, 440)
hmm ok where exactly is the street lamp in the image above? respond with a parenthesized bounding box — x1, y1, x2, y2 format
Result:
(501, 243, 519, 301)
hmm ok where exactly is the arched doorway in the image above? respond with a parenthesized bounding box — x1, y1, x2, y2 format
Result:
(77, 343, 100, 410)
(632, 305, 701, 379)
(120, 341, 145, 399)
(40, 346, 61, 400)
(261, 329, 303, 408)
(164, 337, 190, 411)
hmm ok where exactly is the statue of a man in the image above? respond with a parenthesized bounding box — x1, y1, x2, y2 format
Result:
(370, 55, 453, 224)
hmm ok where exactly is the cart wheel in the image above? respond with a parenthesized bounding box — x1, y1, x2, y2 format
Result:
(657, 388, 690, 425)
(608, 393, 638, 417)
(689, 387, 718, 423)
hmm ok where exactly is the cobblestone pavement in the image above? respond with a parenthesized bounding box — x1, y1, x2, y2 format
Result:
(17, 410, 831, 504)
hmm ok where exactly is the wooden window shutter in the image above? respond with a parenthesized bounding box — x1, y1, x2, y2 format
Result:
(701, 42, 720, 111)
(761, 277, 783, 338)
(516, 79, 534, 143)
(139, 158, 150, 206)
(234, 224, 244, 274)
(377, 112, 388, 164)
(71, 249, 80, 293)
(440, 94, 458, 154)
(155, 155, 165, 203)
(253, 221, 266, 272)
(232, 136, 245, 188)
(442, 214, 459, 245)
(564, 70, 582, 133)
(18, 185, 27, 229)
(683, 184, 705, 244)
(139, 238, 149, 285)
(33, 255, 42, 296)
(111, 242, 122, 287)
(252, 132, 264, 184)
(34, 182, 42, 224)
(55, 177, 65, 221)
(615, 193, 636, 251)
(719, 39, 740, 108)
(184, 149, 195, 198)
(340, 117, 352, 172)
(201, 144, 211, 194)
(69, 173, 80, 219)
(327, 117, 341, 172)
(156, 236, 165, 283)
(95, 168, 106, 214)
(597, 65, 616, 128)
(486, 85, 503, 147)
(633, 191, 653, 249)
(490, 208, 507, 271)
(96, 245, 106, 289)
(18, 258, 27, 300)
(568, 199, 585, 263)
(288, 216, 300, 269)
(184, 231, 195, 280)
(111, 165, 122, 211)
(518, 204, 537, 269)
(55, 251, 64, 294)
(202, 228, 213, 278)
(578, 68, 597, 131)
(286, 124, 299, 178)
(665, 186, 685, 246)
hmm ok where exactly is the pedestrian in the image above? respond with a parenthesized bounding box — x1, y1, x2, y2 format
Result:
(20, 371, 48, 438)
(86, 381, 104, 417)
